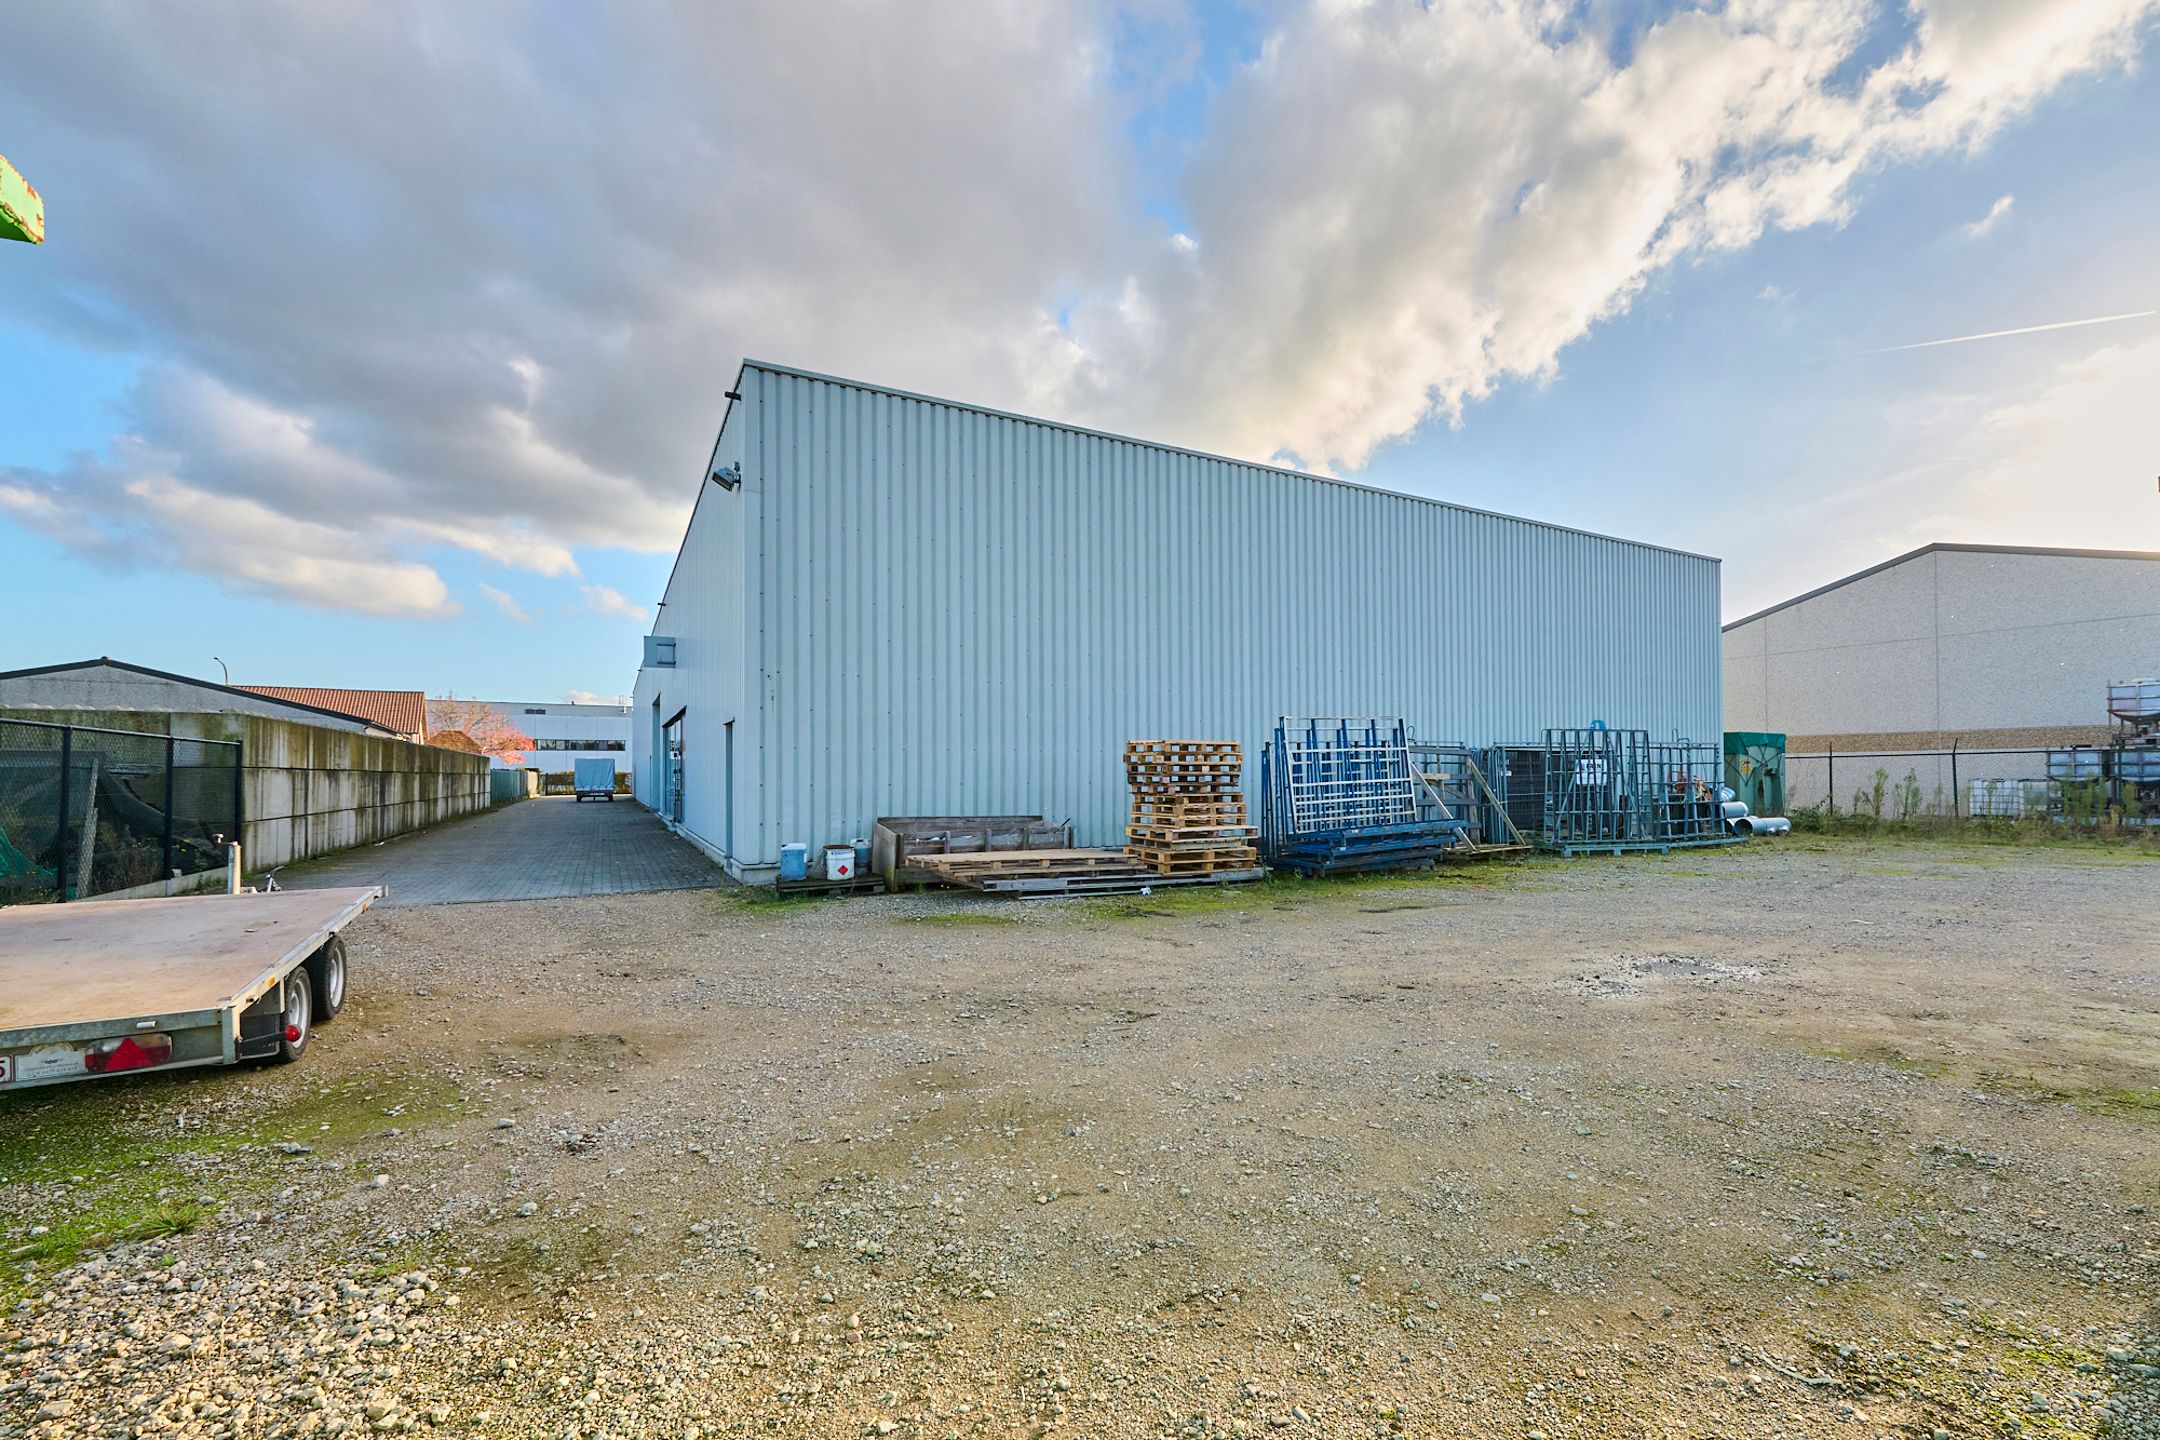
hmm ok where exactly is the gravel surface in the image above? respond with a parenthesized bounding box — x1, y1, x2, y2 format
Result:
(4, 837, 2157, 1438)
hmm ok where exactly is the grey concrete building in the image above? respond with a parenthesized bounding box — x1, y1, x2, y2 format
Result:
(1722, 544, 2160, 807)
(0, 659, 395, 734)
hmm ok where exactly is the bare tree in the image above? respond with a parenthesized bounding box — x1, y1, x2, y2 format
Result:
(426, 698, 533, 765)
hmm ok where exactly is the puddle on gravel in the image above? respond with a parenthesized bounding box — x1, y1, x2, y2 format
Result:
(1571, 953, 1761, 998)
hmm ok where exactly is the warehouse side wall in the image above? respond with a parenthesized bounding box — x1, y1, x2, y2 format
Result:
(633, 390, 757, 872)
(720, 365, 1720, 864)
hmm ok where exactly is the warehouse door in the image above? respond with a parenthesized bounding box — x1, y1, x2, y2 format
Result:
(662, 709, 685, 824)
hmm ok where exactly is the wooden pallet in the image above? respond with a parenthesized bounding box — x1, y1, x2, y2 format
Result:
(1125, 844, 1260, 872)
(916, 848, 1140, 882)
(978, 866, 1266, 897)
(1126, 823, 1258, 842)
(1131, 816, 1252, 829)
(774, 874, 888, 899)
(915, 849, 1164, 891)
(1126, 740, 1243, 759)
(1127, 780, 1243, 795)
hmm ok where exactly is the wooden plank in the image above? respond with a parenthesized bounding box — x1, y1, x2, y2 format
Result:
(916, 848, 1127, 868)
(0, 887, 381, 1034)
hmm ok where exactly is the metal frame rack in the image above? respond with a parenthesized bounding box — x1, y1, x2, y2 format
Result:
(1260, 718, 1462, 875)
(1538, 727, 1736, 856)
(1408, 744, 1528, 852)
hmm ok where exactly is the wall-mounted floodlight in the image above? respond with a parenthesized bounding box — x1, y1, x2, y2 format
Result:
(710, 463, 742, 490)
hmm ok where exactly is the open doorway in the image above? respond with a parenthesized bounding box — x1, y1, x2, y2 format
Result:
(662, 708, 686, 824)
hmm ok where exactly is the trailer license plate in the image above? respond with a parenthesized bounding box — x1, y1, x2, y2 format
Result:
(0, 1055, 12, 1084)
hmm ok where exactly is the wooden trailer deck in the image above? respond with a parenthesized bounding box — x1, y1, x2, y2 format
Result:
(0, 887, 381, 1041)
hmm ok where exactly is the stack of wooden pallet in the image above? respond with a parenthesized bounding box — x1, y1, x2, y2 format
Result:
(1124, 740, 1260, 875)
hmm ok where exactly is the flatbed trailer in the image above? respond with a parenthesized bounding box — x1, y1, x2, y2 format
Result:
(0, 886, 381, 1090)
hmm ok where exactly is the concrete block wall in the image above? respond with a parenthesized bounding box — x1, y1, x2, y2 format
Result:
(0, 708, 490, 869)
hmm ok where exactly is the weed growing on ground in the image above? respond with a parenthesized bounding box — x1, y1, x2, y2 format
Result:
(1788, 808, 2160, 852)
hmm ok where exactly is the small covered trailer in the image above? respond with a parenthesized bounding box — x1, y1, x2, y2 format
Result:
(572, 756, 617, 801)
(0, 886, 380, 1089)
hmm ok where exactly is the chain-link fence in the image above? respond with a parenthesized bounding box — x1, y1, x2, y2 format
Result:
(1786, 745, 2160, 824)
(0, 717, 242, 904)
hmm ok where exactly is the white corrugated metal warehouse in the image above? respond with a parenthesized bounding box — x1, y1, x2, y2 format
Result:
(633, 361, 1723, 879)
(1723, 543, 2160, 807)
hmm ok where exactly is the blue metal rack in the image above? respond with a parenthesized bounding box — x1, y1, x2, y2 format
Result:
(1260, 718, 1460, 876)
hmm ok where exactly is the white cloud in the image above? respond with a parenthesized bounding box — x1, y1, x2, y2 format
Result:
(1041, 0, 2160, 470)
(1966, 193, 2017, 238)
(564, 689, 630, 706)
(580, 583, 649, 624)
(0, 2, 1121, 611)
(477, 584, 532, 623)
(0, 0, 2153, 618)
(2, 438, 458, 618)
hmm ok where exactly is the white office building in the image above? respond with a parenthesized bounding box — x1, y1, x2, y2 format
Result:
(480, 700, 633, 774)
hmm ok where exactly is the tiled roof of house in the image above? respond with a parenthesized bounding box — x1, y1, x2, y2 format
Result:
(239, 686, 428, 739)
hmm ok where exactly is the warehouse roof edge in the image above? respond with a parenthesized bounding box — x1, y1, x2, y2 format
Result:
(1723, 543, 2160, 633)
(646, 358, 1722, 634)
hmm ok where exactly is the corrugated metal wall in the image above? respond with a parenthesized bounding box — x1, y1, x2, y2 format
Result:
(642, 362, 1722, 870)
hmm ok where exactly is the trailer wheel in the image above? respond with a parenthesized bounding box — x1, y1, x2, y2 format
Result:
(272, 968, 312, 1064)
(307, 936, 347, 1022)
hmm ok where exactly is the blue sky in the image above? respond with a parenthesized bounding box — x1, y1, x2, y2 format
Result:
(2, 1, 2156, 700)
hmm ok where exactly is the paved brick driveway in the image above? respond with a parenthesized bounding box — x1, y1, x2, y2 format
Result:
(279, 796, 722, 906)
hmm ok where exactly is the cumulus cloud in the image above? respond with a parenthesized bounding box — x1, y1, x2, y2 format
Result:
(1966, 192, 2017, 237)
(0, 0, 2153, 614)
(564, 690, 630, 707)
(2, 440, 457, 618)
(1041, 0, 2160, 469)
(0, 2, 1122, 613)
(477, 584, 532, 624)
(580, 584, 649, 624)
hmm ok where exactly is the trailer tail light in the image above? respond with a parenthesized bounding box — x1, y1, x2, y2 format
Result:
(83, 1034, 174, 1074)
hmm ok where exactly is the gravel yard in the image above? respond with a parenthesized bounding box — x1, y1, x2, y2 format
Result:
(4, 838, 2157, 1439)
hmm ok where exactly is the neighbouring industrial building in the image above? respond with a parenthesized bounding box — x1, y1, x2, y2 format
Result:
(475, 699, 632, 775)
(239, 685, 429, 742)
(632, 361, 1723, 881)
(0, 658, 489, 876)
(1722, 544, 2160, 809)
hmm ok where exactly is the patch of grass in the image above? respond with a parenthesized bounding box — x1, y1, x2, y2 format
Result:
(2077, 1086, 2160, 1124)
(1788, 808, 2160, 854)
(1974, 1072, 2160, 1125)
(1083, 858, 1551, 921)
(0, 1070, 466, 1301)
(1801, 1043, 1949, 1078)
(898, 910, 1024, 927)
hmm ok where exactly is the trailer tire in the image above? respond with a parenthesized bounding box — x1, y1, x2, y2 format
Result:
(272, 968, 312, 1065)
(307, 936, 347, 1022)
